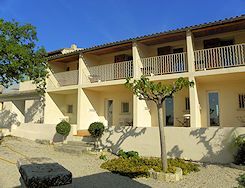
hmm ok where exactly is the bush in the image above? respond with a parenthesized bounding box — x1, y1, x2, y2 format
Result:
(168, 158, 200, 175)
(234, 144, 245, 165)
(234, 135, 245, 165)
(118, 149, 139, 159)
(237, 173, 245, 187)
(101, 157, 199, 178)
(99, 154, 107, 161)
(88, 122, 105, 139)
(56, 121, 71, 137)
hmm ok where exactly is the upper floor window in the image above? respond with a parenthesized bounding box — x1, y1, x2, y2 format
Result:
(239, 94, 245, 109)
(204, 38, 234, 49)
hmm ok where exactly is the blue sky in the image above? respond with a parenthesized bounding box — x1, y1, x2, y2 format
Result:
(0, 0, 244, 51)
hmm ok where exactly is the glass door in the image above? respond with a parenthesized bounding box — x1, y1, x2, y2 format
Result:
(165, 96, 174, 126)
(208, 92, 220, 126)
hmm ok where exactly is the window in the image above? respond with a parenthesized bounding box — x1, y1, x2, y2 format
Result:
(185, 97, 190, 111)
(67, 105, 73, 113)
(121, 102, 129, 113)
(239, 94, 245, 109)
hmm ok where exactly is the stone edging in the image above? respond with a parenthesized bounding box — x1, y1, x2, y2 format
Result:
(230, 163, 245, 170)
(148, 167, 183, 182)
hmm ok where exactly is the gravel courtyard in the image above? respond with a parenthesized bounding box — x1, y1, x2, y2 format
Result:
(0, 136, 243, 188)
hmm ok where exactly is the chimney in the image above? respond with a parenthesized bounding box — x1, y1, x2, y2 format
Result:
(71, 44, 77, 50)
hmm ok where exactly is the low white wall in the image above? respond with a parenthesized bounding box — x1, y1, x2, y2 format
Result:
(100, 126, 245, 163)
(11, 123, 77, 142)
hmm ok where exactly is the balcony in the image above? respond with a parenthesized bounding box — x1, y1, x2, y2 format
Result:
(54, 70, 79, 86)
(141, 52, 188, 76)
(82, 60, 133, 84)
(194, 43, 245, 71)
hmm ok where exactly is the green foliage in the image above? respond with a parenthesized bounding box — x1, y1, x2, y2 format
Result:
(125, 76, 193, 105)
(118, 149, 139, 159)
(168, 158, 200, 175)
(234, 144, 245, 165)
(99, 154, 107, 161)
(101, 157, 199, 178)
(234, 135, 245, 165)
(88, 122, 105, 139)
(0, 19, 48, 94)
(56, 121, 71, 137)
(237, 173, 245, 187)
(234, 135, 245, 147)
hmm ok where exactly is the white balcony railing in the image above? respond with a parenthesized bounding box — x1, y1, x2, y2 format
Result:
(54, 70, 78, 86)
(194, 43, 245, 71)
(83, 60, 133, 83)
(141, 52, 187, 76)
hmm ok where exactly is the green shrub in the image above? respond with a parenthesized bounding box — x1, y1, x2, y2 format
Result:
(101, 157, 199, 178)
(234, 144, 245, 165)
(88, 122, 105, 139)
(237, 173, 245, 187)
(99, 154, 107, 161)
(56, 121, 71, 137)
(168, 158, 200, 175)
(234, 135, 245, 165)
(118, 149, 139, 159)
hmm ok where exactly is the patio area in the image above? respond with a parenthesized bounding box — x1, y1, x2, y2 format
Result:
(0, 136, 243, 188)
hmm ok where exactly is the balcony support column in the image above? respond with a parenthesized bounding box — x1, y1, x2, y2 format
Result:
(186, 31, 201, 127)
(78, 54, 90, 85)
(132, 42, 151, 127)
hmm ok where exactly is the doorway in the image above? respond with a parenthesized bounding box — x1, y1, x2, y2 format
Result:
(208, 92, 220, 126)
(106, 100, 113, 126)
(165, 96, 174, 126)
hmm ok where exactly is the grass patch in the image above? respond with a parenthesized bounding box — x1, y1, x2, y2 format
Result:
(101, 157, 199, 178)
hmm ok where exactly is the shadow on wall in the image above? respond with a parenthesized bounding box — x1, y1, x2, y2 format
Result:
(25, 99, 44, 123)
(99, 126, 147, 154)
(189, 127, 237, 163)
(0, 109, 20, 131)
(167, 145, 183, 158)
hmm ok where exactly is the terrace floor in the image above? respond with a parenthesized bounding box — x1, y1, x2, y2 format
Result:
(0, 136, 243, 188)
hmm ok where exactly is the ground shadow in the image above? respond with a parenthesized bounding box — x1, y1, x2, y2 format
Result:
(99, 126, 146, 154)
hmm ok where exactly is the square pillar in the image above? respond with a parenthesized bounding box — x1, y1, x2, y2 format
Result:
(132, 42, 151, 127)
(186, 30, 201, 127)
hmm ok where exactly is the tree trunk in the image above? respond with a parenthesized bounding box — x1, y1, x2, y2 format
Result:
(157, 104, 168, 172)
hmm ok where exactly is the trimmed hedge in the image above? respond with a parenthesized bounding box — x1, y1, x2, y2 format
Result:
(88, 122, 105, 138)
(56, 121, 71, 136)
(101, 157, 199, 178)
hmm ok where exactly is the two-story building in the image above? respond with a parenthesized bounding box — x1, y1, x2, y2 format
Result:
(0, 15, 244, 162)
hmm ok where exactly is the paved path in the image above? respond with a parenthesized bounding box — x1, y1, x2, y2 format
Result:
(0, 136, 243, 188)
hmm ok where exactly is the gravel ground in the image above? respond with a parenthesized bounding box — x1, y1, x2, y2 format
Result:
(0, 136, 244, 188)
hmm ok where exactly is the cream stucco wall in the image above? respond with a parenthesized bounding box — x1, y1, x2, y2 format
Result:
(197, 78, 245, 127)
(78, 86, 133, 129)
(101, 126, 245, 163)
(44, 92, 77, 124)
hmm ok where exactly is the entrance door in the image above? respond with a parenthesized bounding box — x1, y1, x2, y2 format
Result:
(208, 92, 220, 126)
(165, 97, 174, 126)
(107, 100, 113, 126)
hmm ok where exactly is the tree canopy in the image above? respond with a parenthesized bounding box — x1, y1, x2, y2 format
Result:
(0, 19, 48, 94)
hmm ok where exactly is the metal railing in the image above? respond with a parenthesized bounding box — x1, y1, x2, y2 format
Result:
(84, 60, 133, 83)
(141, 52, 187, 76)
(54, 70, 78, 86)
(194, 43, 245, 71)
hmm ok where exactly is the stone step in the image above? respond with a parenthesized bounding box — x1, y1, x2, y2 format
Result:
(54, 143, 93, 155)
(67, 141, 93, 146)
